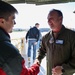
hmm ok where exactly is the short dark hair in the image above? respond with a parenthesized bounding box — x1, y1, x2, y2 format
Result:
(49, 9, 63, 17)
(0, 1, 18, 20)
(35, 23, 39, 26)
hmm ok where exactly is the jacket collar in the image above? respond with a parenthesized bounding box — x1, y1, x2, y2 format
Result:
(50, 25, 66, 38)
(0, 27, 10, 42)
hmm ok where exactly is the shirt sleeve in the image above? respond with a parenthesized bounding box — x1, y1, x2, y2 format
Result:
(0, 68, 6, 75)
(62, 34, 75, 75)
(20, 60, 40, 75)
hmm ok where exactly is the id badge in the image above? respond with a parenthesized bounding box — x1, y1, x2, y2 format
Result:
(56, 40, 63, 44)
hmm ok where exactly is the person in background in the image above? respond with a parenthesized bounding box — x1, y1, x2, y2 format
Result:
(35, 9, 75, 75)
(0, 1, 40, 75)
(25, 23, 40, 67)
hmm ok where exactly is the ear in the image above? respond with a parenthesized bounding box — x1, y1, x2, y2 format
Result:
(0, 18, 4, 24)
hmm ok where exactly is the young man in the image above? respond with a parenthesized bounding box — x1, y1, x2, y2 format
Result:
(0, 1, 40, 75)
(25, 23, 40, 67)
(35, 9, 75, 75)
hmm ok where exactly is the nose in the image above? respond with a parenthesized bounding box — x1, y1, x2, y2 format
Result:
(14, 21, 16, 25)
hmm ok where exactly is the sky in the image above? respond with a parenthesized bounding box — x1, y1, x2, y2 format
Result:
(12, 2, 75, 29)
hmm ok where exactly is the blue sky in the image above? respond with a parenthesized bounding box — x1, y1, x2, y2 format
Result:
(12, 2, 75, 29)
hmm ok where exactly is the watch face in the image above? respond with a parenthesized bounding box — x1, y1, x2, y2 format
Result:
(62, 68, 65, 73)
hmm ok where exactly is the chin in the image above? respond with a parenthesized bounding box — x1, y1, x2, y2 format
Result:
(9, 30, 12, 33)
(50, 26, 54, 29)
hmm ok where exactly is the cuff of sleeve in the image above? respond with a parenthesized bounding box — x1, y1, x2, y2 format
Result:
(61, 66, 65, 73)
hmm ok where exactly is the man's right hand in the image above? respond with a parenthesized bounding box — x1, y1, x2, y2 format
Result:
(33, 59, 40, 65)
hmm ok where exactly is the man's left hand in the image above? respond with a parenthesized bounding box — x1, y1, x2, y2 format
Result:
(52, 66, 63, 75)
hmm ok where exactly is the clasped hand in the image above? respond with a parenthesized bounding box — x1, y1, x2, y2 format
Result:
(52, 66, 63, 75)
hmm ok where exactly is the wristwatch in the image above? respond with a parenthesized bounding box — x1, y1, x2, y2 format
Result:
(61, 66, 65, 73)
(62, 68, 65, 73)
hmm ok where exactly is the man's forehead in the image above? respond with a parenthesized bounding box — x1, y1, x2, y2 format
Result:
(48, 11, 58, 18)
(47, 13, 54, 18)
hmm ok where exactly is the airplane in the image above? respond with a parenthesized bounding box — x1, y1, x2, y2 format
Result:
(1, 0, 75, 5)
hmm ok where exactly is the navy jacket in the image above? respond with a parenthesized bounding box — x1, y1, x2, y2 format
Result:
(26, 27, 40, 42)
(0, 28, 40, 75)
